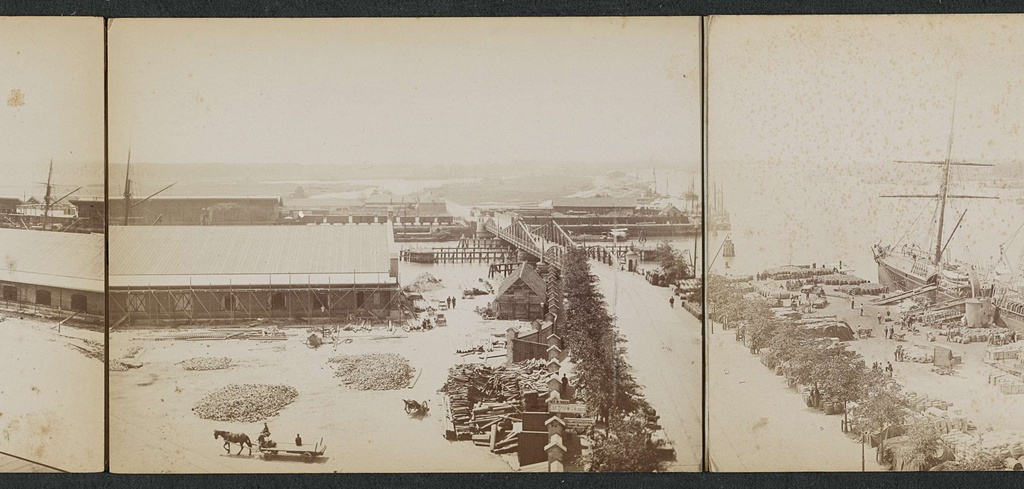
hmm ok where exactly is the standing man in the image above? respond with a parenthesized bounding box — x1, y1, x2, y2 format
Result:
(877, 312, 882, 325)
(452, 296, 456, 308)
(669, 297, 675, 308)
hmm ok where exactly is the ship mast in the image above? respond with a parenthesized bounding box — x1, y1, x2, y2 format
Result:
(881, 89, 997, 266)
(933, 96, 957, 265)
(42, 158, 53, 231)
(123, 146, 132, 226)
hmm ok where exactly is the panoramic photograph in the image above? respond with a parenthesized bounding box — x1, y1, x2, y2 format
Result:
(706, 15, 1024, 471)
(0, 17, 105, 472)
(106, 17, 703, 472)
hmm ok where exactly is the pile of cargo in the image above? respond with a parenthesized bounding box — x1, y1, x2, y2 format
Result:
(979, 431, 1024, 462)
(440, 359, 550, 442)
(904, 392, 955, 414)
(947, 327, 1011, 344)
(192, 383, 299, 422)
(328, 353, 414, 390)
(985, 344, 1023, 361)
(837, 282, 888, 296)
(900, 344, 935, 363)
(816, 274, 867, 286)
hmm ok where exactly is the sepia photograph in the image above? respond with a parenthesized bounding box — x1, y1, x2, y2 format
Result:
(0, 17, 106, 472)
(106, 17, 703, 473)
(706, 15, 1024, 471)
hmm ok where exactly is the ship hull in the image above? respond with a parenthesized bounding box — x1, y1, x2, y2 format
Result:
(876, 259, 959, 302)
(995, 299, 1024, 333)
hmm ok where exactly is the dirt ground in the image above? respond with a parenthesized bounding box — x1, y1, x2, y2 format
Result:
(109, 259, 701, 473)
(824, 289, 1024, 434)
(109, 262, 523, 473)
(0, 314, 105, 472)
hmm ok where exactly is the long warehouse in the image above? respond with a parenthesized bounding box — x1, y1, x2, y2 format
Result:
(0, 228, 105, 322)
(108, 223, 402, 326)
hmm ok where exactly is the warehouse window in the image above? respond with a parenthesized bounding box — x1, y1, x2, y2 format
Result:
(223, 294, 237, 311)
(173, 293, 193, 312)
(315, 292, 330, 311)
(35, 290, 51, 306)
(271, 292, 287, 310)
(1, 284, 16, 302)
(127, 294, 145, 312)
(71, 294, 88, 313)
(356, 291, 366, 308)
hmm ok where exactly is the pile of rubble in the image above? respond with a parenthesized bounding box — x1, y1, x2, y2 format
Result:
(404, 272, 444, 293)
(180, 357, 233, 371)
(192, 384, 299, 422)
(328, 353, 414, 390)
(108, 345, 144, 371)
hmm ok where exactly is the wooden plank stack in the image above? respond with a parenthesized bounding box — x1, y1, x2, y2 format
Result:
(440, 359, 552, 449)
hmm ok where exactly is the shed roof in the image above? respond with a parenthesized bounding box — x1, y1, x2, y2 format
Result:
(0, 228, 104, 293)
(495, 262, 547, 298)
(109, 224, 397, 288)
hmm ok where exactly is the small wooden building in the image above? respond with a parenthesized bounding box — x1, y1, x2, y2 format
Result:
(492, 263, 547, 320)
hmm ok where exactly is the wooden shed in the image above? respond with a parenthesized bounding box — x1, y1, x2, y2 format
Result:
(492, 263, 547, 320)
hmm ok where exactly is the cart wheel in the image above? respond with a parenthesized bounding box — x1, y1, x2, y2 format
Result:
(302, 452, 313, 462)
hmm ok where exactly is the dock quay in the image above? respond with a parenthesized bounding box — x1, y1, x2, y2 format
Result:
(400, 246, 515, 264)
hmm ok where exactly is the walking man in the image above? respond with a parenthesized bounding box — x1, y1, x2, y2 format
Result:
(860, 305, 864, 316)
(669, 297, 675, 308)
(452, 297, 456, 308)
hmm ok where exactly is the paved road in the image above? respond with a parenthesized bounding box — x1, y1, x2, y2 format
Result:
(706, 324, 885, 472)
(591, 264, 703, 472)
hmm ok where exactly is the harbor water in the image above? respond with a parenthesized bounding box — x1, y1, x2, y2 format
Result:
(708, 165, 1024, 282)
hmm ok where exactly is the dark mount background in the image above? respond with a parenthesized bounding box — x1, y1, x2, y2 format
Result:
(1, 0, 1024, 17)
(2, 0, 1024, 488)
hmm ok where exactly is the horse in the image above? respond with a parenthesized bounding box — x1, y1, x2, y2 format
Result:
(214, 430, 253, 455)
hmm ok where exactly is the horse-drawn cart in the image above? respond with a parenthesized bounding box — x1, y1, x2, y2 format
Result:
(259, 438, 327, 462)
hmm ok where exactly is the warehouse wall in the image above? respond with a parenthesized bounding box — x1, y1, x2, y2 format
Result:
(109, 286, 402, 325)
(0, 281, 104, 318)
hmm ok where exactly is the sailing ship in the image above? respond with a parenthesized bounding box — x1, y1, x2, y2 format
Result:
(708, 180, 731, 231)
(117, 145, 176, 225)
(872, 98, 998, 303)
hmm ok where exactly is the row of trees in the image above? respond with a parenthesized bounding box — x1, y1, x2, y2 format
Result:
(707, 274, 1005, 470)
(560, 248, 661, 472)
(649, 241, 693, 283)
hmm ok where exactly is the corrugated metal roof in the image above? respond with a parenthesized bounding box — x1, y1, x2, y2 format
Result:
(0, 228, 104, 293)
(109, 224, 396, 288)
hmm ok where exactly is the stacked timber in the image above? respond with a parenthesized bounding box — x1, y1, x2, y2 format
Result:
(440, 359, 551, 446)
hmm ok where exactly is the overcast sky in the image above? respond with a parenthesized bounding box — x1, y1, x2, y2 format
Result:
(708, 15, 1024, 171)
(0, 17, 104, 195)
(108, 17, 701, 172)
